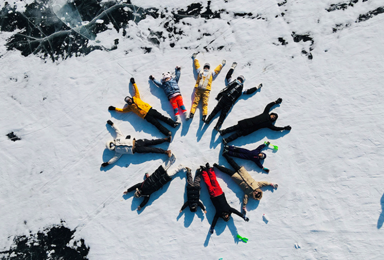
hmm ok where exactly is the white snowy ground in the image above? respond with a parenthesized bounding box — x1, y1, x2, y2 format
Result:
(1, 0, 384, 259)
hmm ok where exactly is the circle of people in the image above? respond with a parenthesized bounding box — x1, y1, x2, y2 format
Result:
(102, 53, 292, 234)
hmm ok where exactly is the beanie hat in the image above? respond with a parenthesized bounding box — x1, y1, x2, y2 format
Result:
(203, 63, 210, 69)
(125, 96, 133, 104)
(270, 112, 278, 122)
(134, 188, 141, 198)
(237, 75, 245, 83)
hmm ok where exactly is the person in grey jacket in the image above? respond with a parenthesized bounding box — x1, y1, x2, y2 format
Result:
(150, 67, 187, 123)
(101, 120, 171, 167)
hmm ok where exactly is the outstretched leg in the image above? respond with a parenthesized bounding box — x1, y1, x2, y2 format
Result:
(190, 90, 202, 115)
(213, 163, 236, 176)
(220, 124, 240, 135)
(186, 167, 194, 186)
(223, 154, 241, 172)
(150, 108, 178, 127)
(135, 138, 169, 147)
(223, 131, 243, 143)
(215, 104, 231, 130)
(145, 111, 172, 136)
(201, 168, 223, 197)
(205, 103, 222, 124)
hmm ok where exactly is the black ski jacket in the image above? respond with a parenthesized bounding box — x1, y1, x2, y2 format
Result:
(216, 69, 244, 104)
(180, 185, 205, 212)
(238, 101, 285, 135)
(210, 193, 244, 229)
(128, 165, 172, 208)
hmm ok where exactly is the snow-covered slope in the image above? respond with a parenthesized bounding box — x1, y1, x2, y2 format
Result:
(1, 0, 384, 259)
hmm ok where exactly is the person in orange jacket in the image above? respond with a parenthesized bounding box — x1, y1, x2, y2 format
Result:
(109, 78, 179, 136)
(188, 53, 225, 121)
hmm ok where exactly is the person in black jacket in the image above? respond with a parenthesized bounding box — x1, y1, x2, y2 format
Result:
(200, 163, 249, 234)
(179, 168, 207, 214)
(204, 62, 260, 131)
(219, 98, 291, 144)
(123, 154, 185, 210)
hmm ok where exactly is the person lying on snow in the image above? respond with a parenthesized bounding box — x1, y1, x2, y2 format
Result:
(219, 98, 291, 144)
(204, 62, 260, 131)
(101, 120, 172, 167)
(223, 141, 270, 173)
(179, 167, 207, 214)
(124, 154, 185, 210)
(214, 153, 278, 213)
(188, 53, 225, 122)
(150, 66, 187, 123)
(108, 78, 179, 137)
(200, 163, 249, 234)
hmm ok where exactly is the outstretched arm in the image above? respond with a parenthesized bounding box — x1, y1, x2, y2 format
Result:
(175, 67, 181, 82)
(107, 153, 122, 165)
(268, 125, 286, 131)
(225, 68, 234, 82)
(152, 78, 163, 88)
(194, 58, 201, 73)
(263, 101, 278, 114)
(111, 123, 124, 138)
(126, 182, 142, 193)
(198, 201, 206, 212)
(212, 63, 224, 78)
(180, 202, 188, 212)
(132, 82, 141, 99)
(210, 214, 219, 233)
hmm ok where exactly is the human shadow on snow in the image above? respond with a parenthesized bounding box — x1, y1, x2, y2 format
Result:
(377, 193, 384, 229)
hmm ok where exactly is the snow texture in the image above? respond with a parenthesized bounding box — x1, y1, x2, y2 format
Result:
(1, 0, 384, 259)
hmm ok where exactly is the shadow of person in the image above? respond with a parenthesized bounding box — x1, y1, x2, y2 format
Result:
(377, 193, 384, 229)
(196, 118, 209, 142)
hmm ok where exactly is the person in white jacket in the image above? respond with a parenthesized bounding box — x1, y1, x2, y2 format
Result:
(101, 120, 172, 167)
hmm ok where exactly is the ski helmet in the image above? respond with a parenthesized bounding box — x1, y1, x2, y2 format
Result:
(106, 140, 115, 151)
(203, 63, 210, 69)
(259, 152, 267, 159)
(270, 113, 278, 122)
(237, 75, 245, 83)
(162, 72, 172, 82)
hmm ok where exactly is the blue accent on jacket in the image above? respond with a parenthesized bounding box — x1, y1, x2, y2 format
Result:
(152, 69, 181, 100)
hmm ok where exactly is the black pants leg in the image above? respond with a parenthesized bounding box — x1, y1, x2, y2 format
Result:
(225, 130, 243, 143)
(145, 109, 172, 136)
(223, 154, 241, 172)
(215, 104, 231, 129)
(205, 102, 222, 124)
(135, 138, 168, 146)
(214, 163, 236, 176)
(149, 108, 177, 127)
(220, 124, 240, 135)
(193, 172, 202, 187)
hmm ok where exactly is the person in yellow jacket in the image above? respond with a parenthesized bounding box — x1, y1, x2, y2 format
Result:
(188, 53, 226, 121)
(109, 78, 179, 136)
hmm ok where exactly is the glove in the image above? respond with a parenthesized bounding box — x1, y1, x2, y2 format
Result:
(244, 216, 249, 222)
(209, 227, 214, 234)
(263, 168, 270, 173)
(108, 106, 116, 111)
(130, 78, 135, 84)
(265, 141, 270, 146)
(149, 75, 154, 80)
(125, 135, 131, 139)
(273, 183, 278, 189)
(107, 120, 113, 125)
(276, 98, 282, 104)
(222, 60, 226, 66)
(192, 53, 198, 59)
(175, 66, 181, 70)
(284, 125, 292, 130)
(231, 62, 237, 69)
(101, 162, 109, 167)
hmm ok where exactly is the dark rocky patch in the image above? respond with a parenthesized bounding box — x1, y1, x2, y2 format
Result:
(356, 7, 384, 22)
(291, 32, 314, 46)
(278, 0, 288, 7)
(326, 0, 359, 12)
(278, 37, 288, 45)
(0, 222, 89, 260)
(6, 132, 21, 142)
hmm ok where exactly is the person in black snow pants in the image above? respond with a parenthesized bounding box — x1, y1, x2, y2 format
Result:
(204, 62, 260, 131)
(222, 141, 270, 173)
(179, 168, 207, 214)
(123, 154, 186, 210)
(214, 153, 278, 213)
(200, 163, 249, 234)
(219, 98, 291, 144)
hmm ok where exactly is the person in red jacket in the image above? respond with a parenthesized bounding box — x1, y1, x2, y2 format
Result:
(200, 163, 249, 234)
